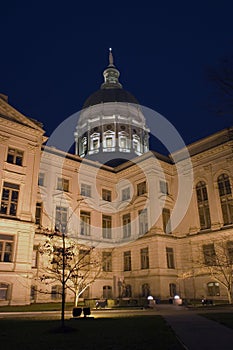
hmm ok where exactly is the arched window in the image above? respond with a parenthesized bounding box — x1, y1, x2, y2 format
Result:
(207, 282, 220, 296)
(217, 174, 233, 225)
(142, 283, 150, 298)
(196, 181, 211, 229)
(103, 285, 112, 299)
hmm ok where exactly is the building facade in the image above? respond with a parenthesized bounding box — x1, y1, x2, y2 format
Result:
(0, 53, 233, 305)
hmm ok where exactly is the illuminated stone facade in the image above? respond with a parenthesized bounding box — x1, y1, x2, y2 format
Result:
(0, 58, 233, 305)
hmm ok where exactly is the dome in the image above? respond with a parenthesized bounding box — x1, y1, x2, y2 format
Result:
(83, 88, 139, 109)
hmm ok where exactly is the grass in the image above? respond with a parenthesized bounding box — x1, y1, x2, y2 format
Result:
(0, 316, 183, 350)
(0, 302, 74, 312)
(200, 313, 233, 329)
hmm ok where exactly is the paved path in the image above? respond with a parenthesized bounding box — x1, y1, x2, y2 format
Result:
(156, 304, 233, 350)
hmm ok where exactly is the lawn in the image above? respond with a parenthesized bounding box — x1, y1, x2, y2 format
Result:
(201, 313, 233, 329)
(0, 316, 183, 350)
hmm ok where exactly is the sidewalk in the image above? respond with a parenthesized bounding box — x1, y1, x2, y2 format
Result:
(156, 304, 233, 350)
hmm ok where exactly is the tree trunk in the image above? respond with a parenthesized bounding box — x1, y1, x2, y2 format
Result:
(74, 292, 79, 307)
(227, 289, 233, 304)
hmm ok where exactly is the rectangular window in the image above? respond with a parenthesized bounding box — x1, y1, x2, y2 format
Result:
(122, 187, 130, 201)
(102, 189, 112, 202)
(80, 211, 91, 236)
(162, 208, 171, 234)
(102, 252, 112, 272)
(123, 213, 131, 238)
(81, 184, 91, 197)
(137, 181, 147, 196)
(102, 215, 112, 239)
(51, 285, 62, 300)
(140, 247, 149, 269)
(139, 208, 148, 235)
(55, 206, 68, 233)
(35, 202, 42, 225)
(203, 244, 216, 266)
(7, 148, 23, 166)
(0, 182, 19, 216)
(160, 180, 169, 194)
(0, 283, 10, 300)
(38, 173, 45, 186)
(0, 234, 14, 262)
(106, 137, 113, 148)
(166, 247, 175, 269)
(32, 246, 39, 268)
(57, 178, 69, 192)
(124, 251, 131, 271)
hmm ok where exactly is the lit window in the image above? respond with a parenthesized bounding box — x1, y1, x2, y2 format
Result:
(207, 282, 220, 296)
(123, 251, 131, 271)
(137, 181, 147, 196)
(0, 182, 19, 216)
(123, 213, 131, 238)
(7, 148, 23, 166)
(57, 178, 69, 192)
(140, 247, 149, 269)
(217, 174, 233, 225)
(166, 247, 175, 269)
(81, 184, 91, 197)
(196, 181, 211, 229)
(80, 211, 91, 236)
(102, 252, 112, 272)
(102, 189, 112, 202)
(0, 283, 10, 300)
(102, 215, 112, 239)
(106, 137, 113, 147)
(0, 234, 14, 262)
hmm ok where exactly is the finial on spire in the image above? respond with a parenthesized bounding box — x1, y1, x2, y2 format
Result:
(109, 47, 114, 66)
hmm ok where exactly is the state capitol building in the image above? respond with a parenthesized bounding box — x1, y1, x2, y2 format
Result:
(0, 51, 232, 306)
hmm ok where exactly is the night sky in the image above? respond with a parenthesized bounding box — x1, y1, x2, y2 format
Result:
(1, 1, 233, 152)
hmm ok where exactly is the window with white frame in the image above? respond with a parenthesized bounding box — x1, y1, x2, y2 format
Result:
(0, 234, 14, 262)
(80, 211, 91, 236)
(160, 180, 169, 194)
(102, 215, 112, 239)
(81, 183, 91, 197)
(7, 148, 23, 166)
(140, 247, 149, 269)
(123, 213, 131, 238)
(55, 206, 68, 233)
(0, 283, 10, 300)
(139, 208, 148, 235)
(0, 182, 19, 216)
(57, 177, 69, 192)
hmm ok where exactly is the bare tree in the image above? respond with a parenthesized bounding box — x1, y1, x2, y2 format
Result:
(36, 233, 102, 307)
(179, 237, 233, 304)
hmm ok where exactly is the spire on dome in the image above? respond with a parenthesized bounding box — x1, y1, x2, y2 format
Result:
(101, 49, 122, 89)
(109, 48, 114, 66)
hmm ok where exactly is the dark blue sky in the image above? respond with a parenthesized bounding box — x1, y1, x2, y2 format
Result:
(0, 1, 233, 149)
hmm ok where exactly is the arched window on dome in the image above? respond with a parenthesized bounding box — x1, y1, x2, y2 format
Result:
(196, 181, 211, 230)
(79, 136, 87, 157)
(132, 134, 141, 155)
(217, 174, 233, 225)
(89, 132, 100, 154)
(118, 131, 130, 152)
(103, 130, 115, 151)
